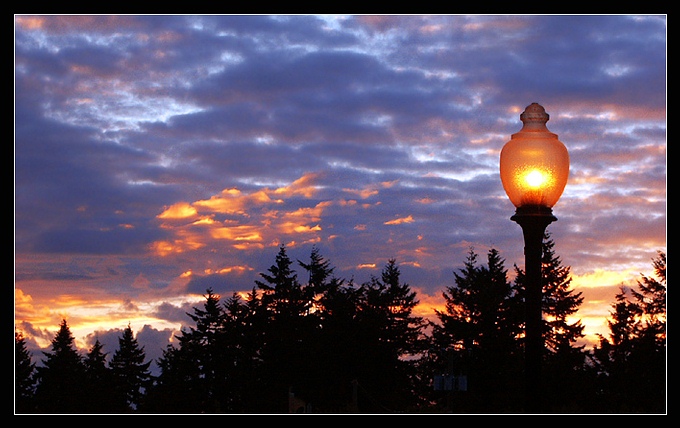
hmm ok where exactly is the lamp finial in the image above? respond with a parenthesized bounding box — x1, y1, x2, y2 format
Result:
(520, 103, 549, 124)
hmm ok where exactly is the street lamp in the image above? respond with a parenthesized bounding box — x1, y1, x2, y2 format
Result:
(499, 103, 569, 413)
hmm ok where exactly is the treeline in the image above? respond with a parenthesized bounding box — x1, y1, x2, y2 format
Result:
(15, 236, 666, 414)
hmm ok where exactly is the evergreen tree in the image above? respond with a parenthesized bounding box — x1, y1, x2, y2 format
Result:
(590, 251, 666, 413)
(256, 243, 311, 317)
(34, 319, 88, 413)
(15, 331, 37, 413)
(431, 248, 522, 412)
(254, 244, 316, 412)
(299, 244, 335, 296)
(220, 290, 265, 412)
(142, 342, 202, 413)
(631, 251, 666, 348)
(185, 288, 229, 412)
(109, 324, 152, 412)
(314, 276, 365, 412)
(82, 338, 116, 413)
(145, 289, 236, 413)
(354, 259, 427, 412)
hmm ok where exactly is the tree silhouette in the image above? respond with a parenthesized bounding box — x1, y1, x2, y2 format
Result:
(354, 259, 427, 412)
(254, 244, 316, 411)
(81, 338, 117, 413)
(220, 290, 265, 412)
(590, 251, 666, 413)
(431, 248, 522, 412)
(15, 331, 36, 413)
(34, 319, 88, 413)
(17, 245, 666, 414)
(143, 342, 202, 413)
(109, 324, 152, 412)
(299, 244, 335, 296)
(631, 251, 666, 347)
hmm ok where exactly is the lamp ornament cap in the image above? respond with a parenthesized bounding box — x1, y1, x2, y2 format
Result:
(520, 102, 549, 124)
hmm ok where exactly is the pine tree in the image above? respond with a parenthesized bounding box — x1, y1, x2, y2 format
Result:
(15, 331, 37, 413)
(176, 288, 231, 412)
(142, 343, 201, 413)
(298, 244, 335, 296)
(34, 319, 87, 413)
(256, 243, 310, 317)
(631, 251, 666, 348)
(590, 251, 666, 413)
(431, 248, 522, 412)
(220, 291, 264, 412)
(82, 338, 116, 413)
(354, 259, 427, 412)
(109, 324, 152, 412)
(320, 278, 366, 412)
(254, 244, 315, 412)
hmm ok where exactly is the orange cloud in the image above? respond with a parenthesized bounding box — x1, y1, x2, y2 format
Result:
(209, 225, 263, 241)
(571, 268, 639, 289)
(157, 202, 198, 219)
(343, 187, 379, 199)
(15, 16, 46, 30)
(204, 265, 254, 275)
(273, 173, 320, 198)
(150, 236, 205, 256)
(150, 174, 341, 259)
(384, 215, 414, 225)
(193, 188, 281, 215)
(357, 263, 377, 269)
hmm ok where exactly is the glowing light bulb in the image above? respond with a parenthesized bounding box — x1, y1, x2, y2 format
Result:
(524, 170, 546, 188)
(499, 103, 570, 209)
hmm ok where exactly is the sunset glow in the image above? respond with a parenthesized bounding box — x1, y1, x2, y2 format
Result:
(15, 15, 665, 374)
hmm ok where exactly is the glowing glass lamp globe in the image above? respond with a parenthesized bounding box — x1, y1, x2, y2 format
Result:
(500, 103, 570, 211)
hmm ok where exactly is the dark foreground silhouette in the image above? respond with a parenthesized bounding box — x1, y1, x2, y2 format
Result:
(15, 244, 666, 414)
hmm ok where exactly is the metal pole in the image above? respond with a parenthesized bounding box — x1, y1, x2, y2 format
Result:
(511, 205, 555, 413)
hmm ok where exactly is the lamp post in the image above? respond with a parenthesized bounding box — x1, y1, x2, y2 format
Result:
(499, 103, 569, 413)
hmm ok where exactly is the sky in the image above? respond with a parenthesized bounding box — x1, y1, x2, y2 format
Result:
(14, 15, 666, 372)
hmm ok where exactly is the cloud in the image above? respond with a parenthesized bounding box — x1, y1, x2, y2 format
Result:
(384, 215, 415, 225)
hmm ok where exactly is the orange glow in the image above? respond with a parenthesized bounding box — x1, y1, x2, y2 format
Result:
(191, 217, 217, 225)
(343, 187, 379, 199)
(15, 16, 46, 30)
(150, 240, 177, 256)
(204, 265, 253, 275)
(292, 224, 322, 233)
(273, 173, 319, 198)
(158, 202, 198, 219)
(500, 103, 570, 208)
(524, 169, 548, 188)
(570, 268, 640, 289)
(357, 263, 377, 269)
(209, 226, 262, 241)
(150, 237, 205, 256)
(384, 215, 414, 225)
(193, 190, 281, 214)
(233, 242, 265, 250)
